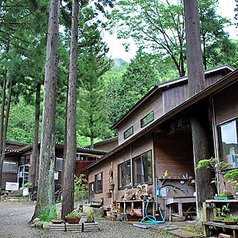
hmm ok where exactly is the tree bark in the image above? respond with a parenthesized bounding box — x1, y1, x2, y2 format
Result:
(29, 82, 41, 186)
(0, 69, 7, 194)
(183, 0, 205, 96)
(183, 0, 215, 208)
(32, 0, 60, 220)
(61, 0, 79, 219)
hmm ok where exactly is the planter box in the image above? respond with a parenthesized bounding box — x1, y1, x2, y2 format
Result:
(66, 223, 82, 232)
(82, 222, 99, 232)
(49, 222, 66, 231)
(214, 196, 234, 200)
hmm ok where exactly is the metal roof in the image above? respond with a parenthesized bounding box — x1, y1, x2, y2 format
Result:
(83, 68, 238, 172)
(111, 65, 234, 130)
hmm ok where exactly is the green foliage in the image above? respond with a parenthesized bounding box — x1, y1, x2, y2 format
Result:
(86, 209, 95, 219)
(113, 49, 160, 121)
(108, 0, 236, 76)
(66, 212, 81, 218)
(23, 183, 33, 188)
(74, 174, 89, 203)
(224, 168, 238, 190)
(39, 205, 57, 222)
(196, 157, 234, 194)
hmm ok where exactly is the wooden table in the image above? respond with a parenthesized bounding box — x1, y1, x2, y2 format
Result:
(203, 221, 238, 237)
(166, 196, 196, 220)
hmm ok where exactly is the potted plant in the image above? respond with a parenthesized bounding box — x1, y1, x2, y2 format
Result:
(65, 212, 81, 224)
(223, 216, 238, 225)
(86, 209, 95, 223)
(214, 191, 234, 200)
(196, 157, 234, 197)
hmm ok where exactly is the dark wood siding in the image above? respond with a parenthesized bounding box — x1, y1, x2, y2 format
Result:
(213, 80, 238, 125)
(154, 131, 194, 178)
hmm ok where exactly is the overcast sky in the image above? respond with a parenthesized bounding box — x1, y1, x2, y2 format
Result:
(105, 0, 237, 62)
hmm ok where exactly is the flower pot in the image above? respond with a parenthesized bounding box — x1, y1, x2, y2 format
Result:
(65, 216, 81, 224)
(86, 217, 94, 223)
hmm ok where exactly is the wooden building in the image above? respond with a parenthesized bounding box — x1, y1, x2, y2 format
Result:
(83, 65, 238, 219)
(1, 141, 108, 192)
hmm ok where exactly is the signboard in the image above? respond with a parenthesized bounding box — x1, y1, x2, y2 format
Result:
(6, 182, 19, 191)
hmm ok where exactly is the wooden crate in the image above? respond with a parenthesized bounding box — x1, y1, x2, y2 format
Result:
(82, 222, 99, 232)
(49, 222, 65, 231)
(66, 223, 82, 232)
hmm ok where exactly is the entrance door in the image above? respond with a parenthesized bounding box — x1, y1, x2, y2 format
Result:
(88, 182, 95, 203)
(17, 164, 30, 188)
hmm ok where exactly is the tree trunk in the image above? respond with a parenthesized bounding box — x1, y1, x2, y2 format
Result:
(29, 82, 41, 186)
(183, 0, 215, 208)
(0, 70, 7, 194)
(183, 0, 205, 95)
(190, 103, 216, 207)
(32, 0, 59, 220)
(61, 0, 79, 219)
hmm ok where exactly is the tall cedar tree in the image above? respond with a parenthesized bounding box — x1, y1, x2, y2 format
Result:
(61, 0, 79, 219)
(184, 0, 215, 208)
(0, 0, 47, 193)
(76, 4, 113, 148)
(32, 0, 60, 220)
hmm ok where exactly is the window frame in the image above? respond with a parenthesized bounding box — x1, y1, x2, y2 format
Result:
(118, 160, 131, 190)
(95, 172, 103, 194)
(3, 161, 18, 173)
(141, 111, 154, 128)
(218, 119, 238, 165)
(55, 157, 63, 171)
(124, 126, 134, 139)
(132, 150, 153, 186)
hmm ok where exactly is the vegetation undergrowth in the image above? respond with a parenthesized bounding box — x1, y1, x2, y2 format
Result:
(39, 205, 57, 222)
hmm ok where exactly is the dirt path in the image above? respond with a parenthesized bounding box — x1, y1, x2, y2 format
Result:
(0, 201, 178, 238)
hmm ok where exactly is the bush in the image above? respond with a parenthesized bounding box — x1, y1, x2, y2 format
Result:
(40, 205, 57, 222)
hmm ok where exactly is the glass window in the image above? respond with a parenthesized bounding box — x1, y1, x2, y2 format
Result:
(3, 161, 18, 173)
(95, 172, 103, 193)
(55, 157, 63, 171)
(133, 150, 152, 186)
(141, 111, 154, 128)
(124, 126, 133, 139)
(219, 120, 238, 167)
(118, 160, 131, 189)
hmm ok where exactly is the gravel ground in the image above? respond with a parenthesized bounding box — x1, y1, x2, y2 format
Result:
(0, 201, 179, 238)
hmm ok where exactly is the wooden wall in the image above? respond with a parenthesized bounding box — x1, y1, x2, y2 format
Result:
(154, 131, 195, 197)
(2, 155, 19, 190)
(213, 80, 238, 125)
(117, 91, 163, 145)
(88, 134, 154, 206)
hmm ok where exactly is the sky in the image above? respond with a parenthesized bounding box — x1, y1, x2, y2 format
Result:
(105, 0, 237, 62)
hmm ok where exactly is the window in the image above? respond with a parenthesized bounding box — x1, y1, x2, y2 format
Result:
(118, 160, 131, 189)
(20, 155, 30, 165)
(133, 150, 152, 186)
(219, 120, 238, 166)
(124, 126, 133, 139)
(141, 111, 154, 128)
(95, 172, 103, 193)
(3, 161, 18, 173)
(55, 157, 63, 171)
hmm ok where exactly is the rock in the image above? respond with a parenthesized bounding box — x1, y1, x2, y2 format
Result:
(35, 221, 44, 229)
(32, 218, 40, 223)
(43, 222, 50, 230)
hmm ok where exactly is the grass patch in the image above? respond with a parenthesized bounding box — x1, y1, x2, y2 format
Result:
(40, 205, 57, 222)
